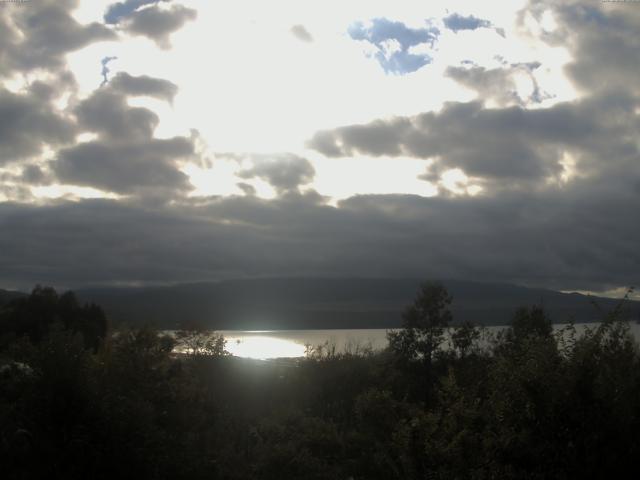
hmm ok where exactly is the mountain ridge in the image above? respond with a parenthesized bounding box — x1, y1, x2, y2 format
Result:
(64, 278, 639, 329)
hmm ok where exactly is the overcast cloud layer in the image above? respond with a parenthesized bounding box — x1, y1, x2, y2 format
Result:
(0, 0, 638, 296)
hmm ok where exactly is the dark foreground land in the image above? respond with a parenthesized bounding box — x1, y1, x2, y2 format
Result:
(2, 284, 640, 479)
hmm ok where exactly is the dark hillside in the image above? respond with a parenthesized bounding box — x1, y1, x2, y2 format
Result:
(75, 278, 638, 329)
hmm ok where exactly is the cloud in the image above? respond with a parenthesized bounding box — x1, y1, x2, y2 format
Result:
(290, 24, 313, 43)
(308, 118, 409, 157)
(445, 62, 548, 107)
(50, 74, 195, 196)
(119, 3, 197, 48)
(291, 1, 639, 291)
(21, 165, 52, 185)
(521, 0, 640, 96)
(237, 154, 316, 194)
(307, 92, 638, 187)
(73, 73, 177, 142)
(348, 18, 439, 74)
(443, 13, 493, 32)
(1, 0, 639, 297)
(75, 88, 159, 142)
(0, 0, 115, 76)
(107, 72, 178, 103)
(0, 175, 638, 292)
(54, 138, 193, 195)
(0, 0, 201, 198)
(0, 85, 75, 165)
(237, 182, 257, 197)
(0, 164, 52, 197)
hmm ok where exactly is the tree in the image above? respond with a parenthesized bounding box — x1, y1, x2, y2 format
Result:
(450, 320, 480, 358)
(175, 322, 228, 357)
(503, 305, 553, 346)
(388, 282, 453, 366)
(0, 286, 108, 351)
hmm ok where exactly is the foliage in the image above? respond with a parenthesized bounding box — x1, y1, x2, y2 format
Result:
(387, 281, 452, 366)
(175, 326, 229, 357)
(450, 320, 482, 358)
(0, 286, 107, 352)
(2, 283, 640, 479)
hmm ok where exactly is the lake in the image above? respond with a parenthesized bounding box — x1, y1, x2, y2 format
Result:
(218, 329, 390, 359)
(214, 322, 640, 360)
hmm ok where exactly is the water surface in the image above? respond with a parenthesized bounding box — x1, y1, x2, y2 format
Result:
(215, 322, 640, 360)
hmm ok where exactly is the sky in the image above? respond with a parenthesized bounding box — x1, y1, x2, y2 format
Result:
(0, 0, 638, 297)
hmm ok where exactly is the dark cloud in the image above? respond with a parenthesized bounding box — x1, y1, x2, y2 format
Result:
(0, 0, 115, 76)
(0, 197, 338, 287)
(107, 72, 178, 103)
(0, 165, 51, 191)
(0, 0, 200, 198)
(520, 0, 640, 96)
(308, 92, 638, 186)
(308, 119, 410, 158)
(75, 89, 159, 142)
(446, 65, 517, 105)
(445, 62, 548, 106)
(54, 138, 193, 195)
(291, 25, 313, 43)
(348, 18, 439, 74)
(21, 165, 51, 185)
(0, 185, 32, 204)
(0, 176, 638, 291)
(237, 154, 315, 194)
(0, 86, 75, 165)
(73, 73, 177, 142)
(120, 4, 197, 48)
(50, 74, 195, 196)
(443, 13, 493, 32)
(0, 1, 108, 173)
(237, 183, 257, 197)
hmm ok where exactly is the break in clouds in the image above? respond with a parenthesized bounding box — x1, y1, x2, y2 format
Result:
(0, 0, 638, 295)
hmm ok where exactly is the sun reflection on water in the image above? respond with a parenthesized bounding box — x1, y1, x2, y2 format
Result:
(224, 335, 307, 360)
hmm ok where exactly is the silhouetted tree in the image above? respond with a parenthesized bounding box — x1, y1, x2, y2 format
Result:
(0, 286, 108, 352)
(507, 305, 553, 342)
(175, 322, 228, 357)
(387, 281, 452, 367)
(3, 282, 640, 479)
(450, 320, 481, 358)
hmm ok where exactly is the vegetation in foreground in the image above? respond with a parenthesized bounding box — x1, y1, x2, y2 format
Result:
(1, 283, 639, 479)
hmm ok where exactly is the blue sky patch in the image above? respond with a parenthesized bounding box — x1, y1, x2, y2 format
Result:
(348, 18, 440, 74)
(100, 56, 118, 86)
(104, 0, 166, 25)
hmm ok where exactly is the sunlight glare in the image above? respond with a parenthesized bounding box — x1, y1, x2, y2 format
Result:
(225, 335, 307, 360)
